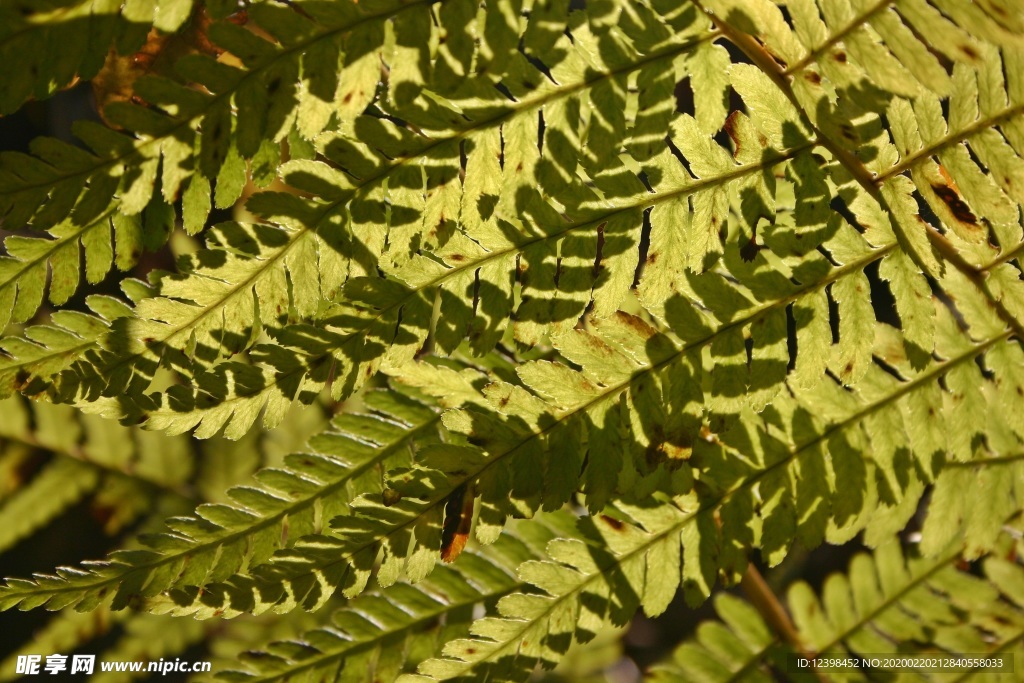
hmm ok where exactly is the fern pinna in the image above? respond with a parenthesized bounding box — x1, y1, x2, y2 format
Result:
(1, 0, 1023, 680)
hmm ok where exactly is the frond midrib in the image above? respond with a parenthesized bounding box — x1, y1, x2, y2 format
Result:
(713, 6, 1024, 350)
(100, 225, 312, 379)
(1, 336, 100, 376)
(946, 451, 1024, 468)
(877, 101, 1024, 182)
(810, 547, 960, 657)
(0, 208, 115, 299)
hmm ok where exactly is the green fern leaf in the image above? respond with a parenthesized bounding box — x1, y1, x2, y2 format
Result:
(0, 393, 199, 554)
(0, 457, 99, 555)
(214, 517, 567, 683)
(18, 4, 726, 424)
(0, 389, 440, 614)
(2, 0, 1024, 678)
(401, 501, 714, 681)
(651, 535, 1024, 682)
(0, 0, 424, 302)
(0, 293, 133, 399)
(0, 209, 147, 331)
(646, 593, 801, 683)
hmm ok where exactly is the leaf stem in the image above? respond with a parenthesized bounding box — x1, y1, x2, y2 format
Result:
(691, 0, 881, 193)
(739, 562, 827, 683)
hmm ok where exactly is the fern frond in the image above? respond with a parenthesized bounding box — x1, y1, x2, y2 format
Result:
(0, 299, 130, 400)
(703, 0, 1024, 336)
(46, 217, 321, 411)
(649, 536, 1024, 682)
(0, 0, 221, 237)
(0, 208, 151, 330)
(81, 122, 817, 437)
(790, 540, 1024, 674)
(91, 9, 1024, 444)
(2, 1, 1024, 678)
(107, 242, 1024, 619)
(16, 5, 725, 424)
(0, 0, 422, 282)
(0, 391, 201, 554)
(645, 592, 799, 683)
(8, 2, 708, 393)
(0, 391, 194, 491)
(214, 518, 565, 683)
(401, 257, 1021, 565)
(0, 389, 440, 614)
(401, 500, 723, 681)
(0, 457, 99, 555)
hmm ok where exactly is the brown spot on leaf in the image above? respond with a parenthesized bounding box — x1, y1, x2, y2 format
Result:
(931, 182, 977, 224)
(448, 253, 465, 262)
(724, 111, 742, 154)
(600, 514, 625, 531)
(440, 483, 474, 563)
(343, 91, 353, 104)
(805, 71, 822, 85)
(614, 311, 654, 338)
(960, 44, 979, 60)
(834, 51, 847, 63)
